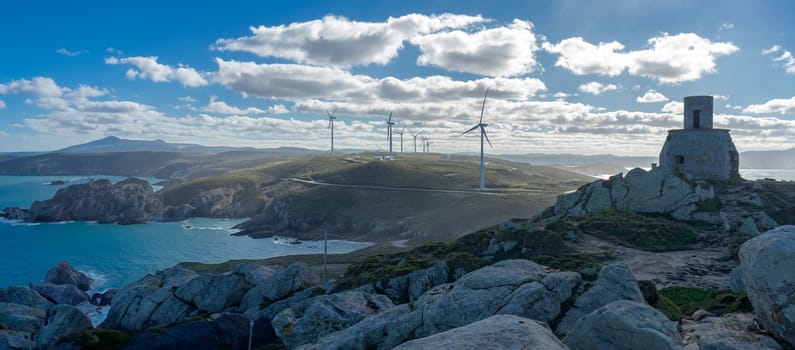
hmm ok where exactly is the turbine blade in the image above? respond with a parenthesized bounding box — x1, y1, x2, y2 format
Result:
(388, 111, 393, 123)
(462, 124, 480, 135)
(328, 119, 332, 129)
(479, 88, 489, 125)
(482, 127, 493, 149)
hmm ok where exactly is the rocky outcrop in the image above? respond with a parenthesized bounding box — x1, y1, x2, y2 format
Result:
(302, 259, 581, 350)
(552, 167, 713, 220)
(393, 315, 568, 350)
(122, 314, 254, 350)
(239, 262, 320, 311)
(174, 273, 251, 314)
(90, 289, 118, 306)
(364, 262, 450, 304)
(681, 312, 783, 350)
(563, 300, 682, 350)
(0, 302, 47, 335)
(31, 283, 89, 306)
(44, 261, 94, 291)
(739, 225, 795, 347)
(557, 263, 645, 336)
(5, 178, 163, 224)
(36, 305, 92, 349)
(272, 291, 395, 348)
(0, 286, 54, 311)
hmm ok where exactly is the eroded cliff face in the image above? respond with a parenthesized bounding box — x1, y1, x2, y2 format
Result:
(157, 184, 265, 221)
(3, 178, 163, 225)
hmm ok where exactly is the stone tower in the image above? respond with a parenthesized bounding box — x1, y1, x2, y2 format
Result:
(658, 96, 739, 180)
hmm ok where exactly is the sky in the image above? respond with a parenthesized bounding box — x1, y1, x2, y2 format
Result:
(1, 0, 794, 155)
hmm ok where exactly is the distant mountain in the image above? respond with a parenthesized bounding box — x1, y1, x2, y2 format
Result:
(53, 136, 258, 153)
(741, 148, 795, 169)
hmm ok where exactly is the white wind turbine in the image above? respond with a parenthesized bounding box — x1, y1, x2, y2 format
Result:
(327, 108, 337, 154)
(398, 127, 406, 152)
(410, 130, 420, 153)
(386, 112, 395, 157)
(462, 89, 493, 191)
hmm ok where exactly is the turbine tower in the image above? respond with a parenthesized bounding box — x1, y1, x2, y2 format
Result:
(462, 89, 493, 191)
(386, 112, 395, 157)
(327, 109, 337, 154)
(398, 127, 406, 152)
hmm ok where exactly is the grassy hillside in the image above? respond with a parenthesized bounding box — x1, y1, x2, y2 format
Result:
(160, 153, 591, 243)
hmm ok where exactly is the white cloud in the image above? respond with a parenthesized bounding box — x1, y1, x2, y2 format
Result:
(762, 45, 781, 55)
(178, 96, 197, 103)
(773, 50, 795, 73)
(636, 90, 668, 103)
(552, 92, 577, 99)
(105, 56, 208, 87)
(410, 19, 539, 76)
(719, 23, 734, 31)
(265, 104, 289, 114)
(0, 77, 66, 97)
(0, 100, 5, 109)
(577, 81, 618, 95)
(106, 47, 124, 55)
(213, 13, 486, 67)
(661, 101, 683, 114)
(743, 96, 795, 115)
(203, 96, 266, 115)
(543, 33, 738, 83)
(212, 59, 547, 104)
(56, 48, 84, 57)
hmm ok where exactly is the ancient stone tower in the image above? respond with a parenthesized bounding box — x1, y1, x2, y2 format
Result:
(658, 96, 739, 180)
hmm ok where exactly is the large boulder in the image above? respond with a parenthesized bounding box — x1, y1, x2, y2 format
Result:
(101, 275, 162, 330)
(297, 304, 423, 350)
(233, 263, 283, 286)
(0, 286, 54, 311)
(44, 261, 94, 291)
(272, 291, 395, 348)
(372, 263, 450, 304)
(123, 315, 253, 350)
(26, 177, 163, 224)
(0, 329, 36, 350)
(90, 288, 118, 306)
(36, 304, 93, 349)
(289, 259, 582, 350)
(0, 302, 47, 334)
(554, 167, 713, 220)
(557, 262, 644, 335)
(31, 283, 90, 306)
(739, 225, 795, 347)
(563, 300, 682, 350)
(174, 273, 251, 314)
(681, 312, 783, 350)
(413, 259, 579, 338)
(393, 314, 568, 350)
(239, 262, 319, 311)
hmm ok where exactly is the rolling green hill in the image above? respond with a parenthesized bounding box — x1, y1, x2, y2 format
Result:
(159, 153, 590, 243)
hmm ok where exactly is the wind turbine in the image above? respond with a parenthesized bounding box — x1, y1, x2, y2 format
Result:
(386, 112, 395, 157)
(421, 136, 428, 153)
(462, 89, 493, 191)
(327, 108, 337, 154)
(426, 139, 432, 153)
(398, 127, 406, 152)
(410, 130, 419, 152)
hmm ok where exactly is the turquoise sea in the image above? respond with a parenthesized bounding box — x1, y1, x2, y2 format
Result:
(0, 175, 371, 290)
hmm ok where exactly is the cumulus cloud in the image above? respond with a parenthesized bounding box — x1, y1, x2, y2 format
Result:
(410, 19, 539, 76)
(743, 96, 795, 115)
(543, 33, 738, 83)
(577, 81, 618, 95)
(212, 59, 547, 103)
(56, 48, 84, 57)
(762, 45, 781, 55)
(661, 101, 684, 114)
(203, 96, 266, 115)
(0, 77, 66, 97)
(105, 56, 208, 87)
(636, 90, 668, 103)
(213, 13, 486, 67)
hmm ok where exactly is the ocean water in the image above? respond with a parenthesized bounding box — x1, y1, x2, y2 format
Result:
(739, 168, 795, 181)
(0, 175, 371, 290)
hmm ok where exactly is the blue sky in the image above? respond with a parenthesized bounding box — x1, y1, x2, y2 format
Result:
(1, 0, 794, 155)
